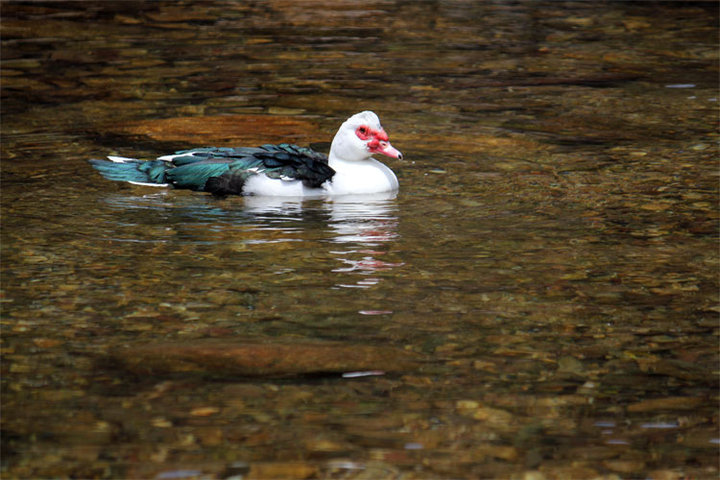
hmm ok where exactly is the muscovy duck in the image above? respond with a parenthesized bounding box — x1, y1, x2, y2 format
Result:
(89, 111, 402, 196)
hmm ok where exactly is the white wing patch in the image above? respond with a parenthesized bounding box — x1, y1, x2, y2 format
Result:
(157, 154, 183, 162)
(107, 156, 137, 163)
(128, 181, 170, 187)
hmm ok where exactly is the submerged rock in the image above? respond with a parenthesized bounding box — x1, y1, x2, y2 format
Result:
(115, 114, 319, 146)
(627, 396, 704, 412)
(109, 339, 420, 377)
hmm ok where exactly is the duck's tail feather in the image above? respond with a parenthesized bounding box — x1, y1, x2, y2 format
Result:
(89, 157, 170, 187)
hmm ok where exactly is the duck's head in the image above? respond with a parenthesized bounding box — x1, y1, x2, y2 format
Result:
(329, 111, 403, 162)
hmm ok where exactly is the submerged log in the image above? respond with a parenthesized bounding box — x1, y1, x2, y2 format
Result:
(110, 339, 421, 377)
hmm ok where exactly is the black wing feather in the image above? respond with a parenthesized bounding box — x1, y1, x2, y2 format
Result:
(253, 144, 334, 189)
(157, 144, 334, 196)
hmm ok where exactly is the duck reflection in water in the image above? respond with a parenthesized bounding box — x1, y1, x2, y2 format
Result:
(101, 191, 403, 289)
(243, 192, 404, 289)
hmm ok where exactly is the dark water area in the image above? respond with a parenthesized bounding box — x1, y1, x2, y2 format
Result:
(1, 1, 718, 479)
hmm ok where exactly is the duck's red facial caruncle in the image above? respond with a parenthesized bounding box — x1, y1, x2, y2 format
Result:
(355, 125, 403, 160)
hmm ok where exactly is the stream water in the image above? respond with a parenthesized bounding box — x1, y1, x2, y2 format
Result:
(2, 1, 718, 479)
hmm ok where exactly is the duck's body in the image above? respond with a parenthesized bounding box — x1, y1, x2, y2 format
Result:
(89, 111, 401, 197)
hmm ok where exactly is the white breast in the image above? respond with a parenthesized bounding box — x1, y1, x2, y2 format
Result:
(325, 158, 398, 195)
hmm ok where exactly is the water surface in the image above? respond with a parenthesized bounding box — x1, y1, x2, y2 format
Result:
(2, 1, 718, 479)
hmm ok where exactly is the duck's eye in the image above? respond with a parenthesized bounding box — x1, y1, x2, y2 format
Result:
(356, 126, 371, 140)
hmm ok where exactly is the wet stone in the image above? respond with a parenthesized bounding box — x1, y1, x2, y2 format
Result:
(246, 462, 317, 480)
(557, 355, 585, 375)
(627, 396, 705, 413)
(603, 459, 646, 474)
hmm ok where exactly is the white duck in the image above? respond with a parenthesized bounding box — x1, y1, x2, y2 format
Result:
(89, 111, 402, 196)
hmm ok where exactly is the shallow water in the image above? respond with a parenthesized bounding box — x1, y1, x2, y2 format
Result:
(2, 1, 718, 479)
